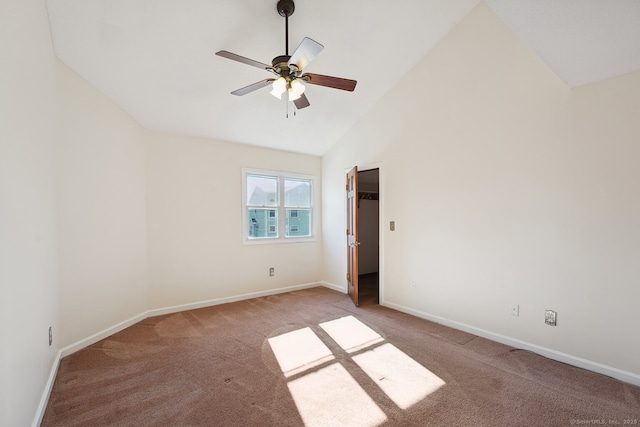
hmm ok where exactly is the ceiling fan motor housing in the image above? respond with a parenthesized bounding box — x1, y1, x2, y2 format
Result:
(271, 55, 291, 69)
(271, 55, 302, 82)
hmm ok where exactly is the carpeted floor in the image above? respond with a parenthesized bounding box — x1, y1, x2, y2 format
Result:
(42, 286, 640, 426)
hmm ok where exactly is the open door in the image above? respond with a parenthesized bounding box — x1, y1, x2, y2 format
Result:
(346, 166, 359, 306)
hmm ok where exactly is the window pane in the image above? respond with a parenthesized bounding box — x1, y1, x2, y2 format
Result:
(284, 179, 311, 208)
(248, 209, 278, 238)
(247, 175, 278, 207)
(286, 209, 311, 237)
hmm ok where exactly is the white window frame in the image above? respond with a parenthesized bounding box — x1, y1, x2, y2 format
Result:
(242, 168, 317, 244)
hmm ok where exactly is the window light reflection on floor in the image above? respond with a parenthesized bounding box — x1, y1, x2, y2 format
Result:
(267, 327, 335, 377)
(352, 342, 446, 409)
(287, 363, 388, 427)
(319, 315, 384, 353)
(267, 315, 446, 426)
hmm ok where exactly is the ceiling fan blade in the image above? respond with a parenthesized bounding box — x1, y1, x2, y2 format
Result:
(215, 50, 271, 70)
(302, 73, 357, 92)
(288, 37, 324, 71)
(231, 79, 273, 96)
(293, 93, 310, 109)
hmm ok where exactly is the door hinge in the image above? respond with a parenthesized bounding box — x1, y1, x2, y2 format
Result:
(346, 273, 350, 281)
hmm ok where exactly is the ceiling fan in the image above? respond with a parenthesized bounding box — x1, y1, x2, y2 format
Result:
(215, 0, 357, 110)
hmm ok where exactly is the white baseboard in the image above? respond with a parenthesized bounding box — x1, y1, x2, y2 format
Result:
(32, 350, 61, 427)
(58, 282, 329, 358)
(147, 282, 324, 317)
(317, 281, 346, 294)
(382, 300, 640, 387)
(60, 312, 148, 358)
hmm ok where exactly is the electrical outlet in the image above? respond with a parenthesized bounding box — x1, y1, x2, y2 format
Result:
(49, 326, 52, 346)
(410, 281, 416, 291)
(269, 267, 275, 277)
(510, 304, 519, 316)
(390, 221, 395, 231)
(545, 310, 557, 326)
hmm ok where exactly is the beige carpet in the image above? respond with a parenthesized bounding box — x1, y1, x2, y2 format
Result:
(42, 286, 640, 426)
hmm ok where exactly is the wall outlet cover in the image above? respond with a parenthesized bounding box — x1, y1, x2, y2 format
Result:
(545, 310, 557, 326)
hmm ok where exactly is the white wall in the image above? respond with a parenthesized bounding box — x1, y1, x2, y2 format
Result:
(0, 1, 59, 426)
(54, 61, 149, 348)
(145, 132, 322, 309)
(322, 2, 640, 378)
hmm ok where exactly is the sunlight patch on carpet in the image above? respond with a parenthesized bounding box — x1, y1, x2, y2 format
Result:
(268, 316, 445, 423)
(287, 363, 388, 427)
(353, 342, 446, 409)
(268, 327, 335, 377)
(319, 315, 384, 353)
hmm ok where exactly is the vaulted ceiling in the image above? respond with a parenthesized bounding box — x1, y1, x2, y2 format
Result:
(46, 0, 640, 156)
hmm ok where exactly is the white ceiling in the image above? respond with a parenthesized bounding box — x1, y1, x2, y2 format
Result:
(46, 0, 640, 156)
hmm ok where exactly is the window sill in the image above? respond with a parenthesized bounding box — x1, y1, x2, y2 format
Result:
(243, 236, 317, 245)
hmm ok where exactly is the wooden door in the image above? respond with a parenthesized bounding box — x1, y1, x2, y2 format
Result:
(346, 166, 359, 306)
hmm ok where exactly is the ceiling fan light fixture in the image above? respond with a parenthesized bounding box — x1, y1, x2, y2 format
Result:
(270, 77, 287, 99)
(288, 78, 305, 101)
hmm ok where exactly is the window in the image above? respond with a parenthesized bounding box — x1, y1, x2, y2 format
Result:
(243, 169, 315, 243)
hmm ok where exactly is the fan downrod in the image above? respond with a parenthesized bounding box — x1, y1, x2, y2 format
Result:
(277, 0, 295, 17)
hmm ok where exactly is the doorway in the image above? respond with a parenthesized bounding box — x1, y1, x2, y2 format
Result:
(357, 168, 379, 306)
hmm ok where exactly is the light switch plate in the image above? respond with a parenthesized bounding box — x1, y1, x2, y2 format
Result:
(510, 304, 519, 316)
